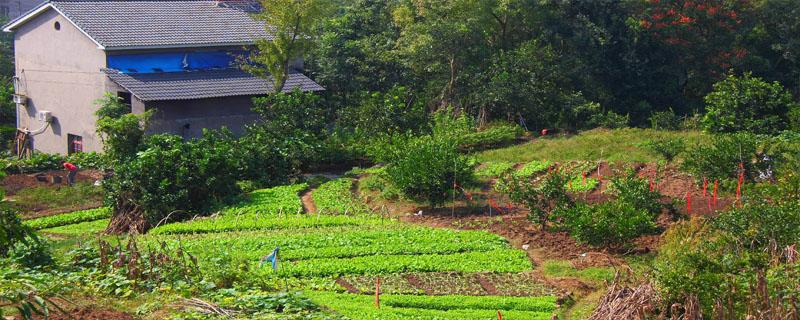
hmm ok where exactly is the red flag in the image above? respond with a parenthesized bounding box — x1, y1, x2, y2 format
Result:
(702, 178, 708, 197)
(686, 192, 692, 214)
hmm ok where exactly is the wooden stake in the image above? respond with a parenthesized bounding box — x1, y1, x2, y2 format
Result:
(703, 178, 708, 197)
(375, 277, 381, 309)
(497, 310, 503, 320)
(713, 180, 719, 208)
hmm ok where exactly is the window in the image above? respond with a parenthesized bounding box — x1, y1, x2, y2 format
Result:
(68, 134, 83, 154)
(117, 91, 132, 113)
(54, 21, 61, 30)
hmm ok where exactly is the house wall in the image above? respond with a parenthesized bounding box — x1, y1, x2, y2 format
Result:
(14, 9, 107, 154)
(146, 96, 259, 139)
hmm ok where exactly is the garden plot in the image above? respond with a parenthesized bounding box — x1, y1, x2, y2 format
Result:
(24, 207, 110, 230)
(307, 292, 557, 320)
(142, 182, 556, 318)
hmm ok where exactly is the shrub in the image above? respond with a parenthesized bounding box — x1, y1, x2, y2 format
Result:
(459, 124, 524, 151)
(337, 86, 426, 137)
(640, 138, 686, 162)
(500, 171, 572, 227)
(5, 235, 53, 268)
(681, 132, 770, 182)
(649, 108, 681, 130)
(383, 135, 475, 207)
(590, 110, 629, 129)
(95, 93, 152, 162)
(556, 199, 657, 247)
(104, 132, 242, 233)
(702, 72, 798, 134)
(606, 171, 663, 215)
(0, 206, 34, 257)
(713, 201, 800, 252)
(4, 152, 65, 174)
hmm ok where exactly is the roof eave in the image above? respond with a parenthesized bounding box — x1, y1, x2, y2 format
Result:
(105, 42, 255, 51)
(3, 2, 106, 50)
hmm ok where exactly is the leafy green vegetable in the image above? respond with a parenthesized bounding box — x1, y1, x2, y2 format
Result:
(24, 208, 110, 230)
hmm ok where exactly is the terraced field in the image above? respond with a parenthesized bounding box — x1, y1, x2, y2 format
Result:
(33, 178, 559, 319)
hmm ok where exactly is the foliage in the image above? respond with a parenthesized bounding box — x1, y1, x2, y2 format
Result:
(225, 184, 306, 216)
(640, 138, 686, 162)
(337, 86, 427, 137)
(589, 110, 629, 129)
(103, 132, 242, 232)
(702, 72, 799, 134)
(382, 132, 475, 207)
(606, 172, 664, 215)
(2, 151, 108, 174)
(649, 108, 682, 130)
(459, 124, 524, 151)
(95, 93, 151, 162)
(556, 199, 657, 247)
(0, 206, 36, 257)
(148, 214, 377, 236)
(24, 207, 110, 230)
(475, 162, 515, 178)
(541, 260, 615, 284)
(514, 160, 553, 178)
(247, 0, 333, 91)
(681, 132, 770, 182)
(499, 171, 572, 227)
(713, 201, 800, 252)
(564, 176, 599, 193)
(0, 269, 64, 320)
(5, 236, 53, 268)
(248, 90, 329, 171)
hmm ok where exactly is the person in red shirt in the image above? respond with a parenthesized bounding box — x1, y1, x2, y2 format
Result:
(63, 162, 77, 186)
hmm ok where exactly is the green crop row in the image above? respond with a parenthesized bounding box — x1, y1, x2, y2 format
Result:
(24, 207, 111, 230)
(149, 226, 510, 262)
(566, 176, 600, 193)
(225, 184, 306, 216)
(306, 292, 555, 320)
(380, 294, 557, 312)
(475, 162, 515, 177)
(148, 214, 385, 235)
(40, 219, 109, 235)
(459, 125, 524, 151)
(266, 249, 532, 277)
(312, 178, 369, 214)
(515, 160, 553, 177)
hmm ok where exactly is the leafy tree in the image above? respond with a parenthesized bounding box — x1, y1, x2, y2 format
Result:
(499, 170, 572, 227)
(337, 86, 426, 137)
(94, 93, 151, 162)
(392, 0, 495, 107)
(702, 72, 798, 134)
(248, 0, 334, 92)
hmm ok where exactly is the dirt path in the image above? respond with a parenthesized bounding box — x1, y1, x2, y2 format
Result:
(300, 189, 317, 214)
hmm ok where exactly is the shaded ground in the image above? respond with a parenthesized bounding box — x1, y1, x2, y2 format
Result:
(14, 306, 135, 320)
(2, 170, 103, 196)
(2, 170, 105, 219)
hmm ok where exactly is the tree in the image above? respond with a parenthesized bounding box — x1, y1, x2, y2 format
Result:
(94, 93, 152, 163)
(392, 0, 494, 108)
(702, 72, 799, 134)
(247, 0, 334, 92)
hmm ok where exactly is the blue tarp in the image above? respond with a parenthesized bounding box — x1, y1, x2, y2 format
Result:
(107, 51, 243, 73)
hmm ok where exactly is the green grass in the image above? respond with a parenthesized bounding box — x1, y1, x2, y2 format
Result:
(541, 260, 614, 284)
(224, 184, 306, 216)
(307, 292, 556, 320)
(11, 182, 104, 213)
(477, 128, 704, 163)
(24, 207, 110, 230)
(475, 162, 515, 177)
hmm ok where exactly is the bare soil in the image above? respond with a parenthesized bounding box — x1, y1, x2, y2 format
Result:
(2, 170, 104, 196)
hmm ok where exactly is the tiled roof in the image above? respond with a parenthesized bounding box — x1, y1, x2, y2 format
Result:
(104, 68, 324, 101)
(7, 0, 273, 49)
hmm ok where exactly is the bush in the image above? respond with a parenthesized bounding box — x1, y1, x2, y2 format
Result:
(499, 171, 572, 227)
(702, 72, 798, 134)
(590, 110, 629, 129)
(640, 138, 686, 162)
(4, 152, 65, 174)
(5, 235, 52, 268)
(556, 199, 657, 247)
(606, 172, 663, 215)
(383, 135, 475, 207)
(104, 132, 242, 233)
(95, 93, 152, 162)
(459, 124, 524, 151)
(681, 132, 770, 182)
(713, 201, 800, 252)
(0, 206, 33, 257)
(649, 108, 681, 130)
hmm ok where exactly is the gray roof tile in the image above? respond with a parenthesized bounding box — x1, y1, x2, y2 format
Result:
(104, 68, 324, 101)
(50, 0, 272, 49)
